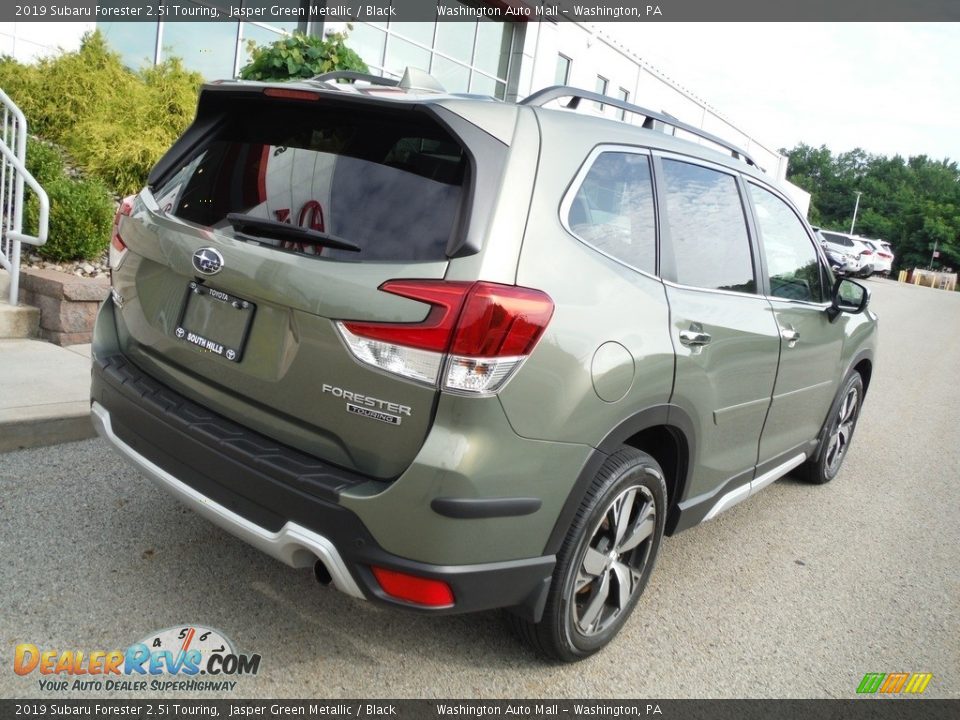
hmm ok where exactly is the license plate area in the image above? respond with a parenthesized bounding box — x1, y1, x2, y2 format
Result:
(175, 282, 255, 362)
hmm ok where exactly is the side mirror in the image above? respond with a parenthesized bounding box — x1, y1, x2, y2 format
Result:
(827, 278, 870, 321)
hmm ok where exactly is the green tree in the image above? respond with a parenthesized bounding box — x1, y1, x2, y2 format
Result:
(782, 144, 960, 273)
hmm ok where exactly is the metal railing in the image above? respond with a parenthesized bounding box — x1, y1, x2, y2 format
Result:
(1, 88, 48, 306)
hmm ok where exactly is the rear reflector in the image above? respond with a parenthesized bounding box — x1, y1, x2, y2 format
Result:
(109, 195, 136, 272)
(337, 281, 554, 394)
(371, 566, 454, 608)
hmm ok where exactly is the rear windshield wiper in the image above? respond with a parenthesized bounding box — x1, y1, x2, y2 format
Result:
(226, 213, 361, 253)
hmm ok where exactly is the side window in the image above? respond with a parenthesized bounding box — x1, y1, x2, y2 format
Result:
(567, 151, 656, 274)
(748, 184, 824, 302)
(661, 159, 755, 293)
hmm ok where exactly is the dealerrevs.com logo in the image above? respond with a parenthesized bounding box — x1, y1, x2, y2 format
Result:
(14, 625, 261, 693)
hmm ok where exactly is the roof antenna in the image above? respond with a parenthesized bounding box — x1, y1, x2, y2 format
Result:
(399, 67, 446, 93)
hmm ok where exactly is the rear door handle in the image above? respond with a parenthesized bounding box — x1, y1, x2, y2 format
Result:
(780, 328, 800, 347)
(679, 328, 712, 347)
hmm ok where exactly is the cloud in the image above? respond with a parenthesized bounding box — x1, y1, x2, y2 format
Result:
(600, 22, 960, 160)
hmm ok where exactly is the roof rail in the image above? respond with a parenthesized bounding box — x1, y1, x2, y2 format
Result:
(309, 71, 400, 87)
(520, 85, 760, 169)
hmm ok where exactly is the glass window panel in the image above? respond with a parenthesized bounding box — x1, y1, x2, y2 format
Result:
(430, 56, 470, 94)
(242, 0, 303, 32)
(388, 22, 436, 47)
(384, 35, 431, 74)
(568, 152, 656, 274)
(97, 21, 157, 70)
(239, 23, 287, 69)
(555, 54, 571, 85)
(470, 72, 493, 95)
(474, 19, 511, 79)
(435, 21, 476, 64)
(595, 75, 608, 111)
(662, 160, 755, 293)
(617, 87, 629, 120)
(749, 184, 824, 302)
(347, 23, 387, 69)
(161, 18, 239, 80)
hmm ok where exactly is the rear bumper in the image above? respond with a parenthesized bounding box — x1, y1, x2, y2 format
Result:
(91, 351, 554, 618)
(91, 401, 365, 596)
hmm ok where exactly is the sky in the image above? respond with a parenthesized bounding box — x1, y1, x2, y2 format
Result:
(601, 23, 960, 162)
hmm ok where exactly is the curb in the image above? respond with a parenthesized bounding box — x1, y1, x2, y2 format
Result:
(0, 403, 95, 453)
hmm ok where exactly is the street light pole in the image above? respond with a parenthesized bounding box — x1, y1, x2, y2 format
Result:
(849, 191, 862, 235)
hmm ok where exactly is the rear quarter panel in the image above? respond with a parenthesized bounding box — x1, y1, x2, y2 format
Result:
(498, 111, 675, 446)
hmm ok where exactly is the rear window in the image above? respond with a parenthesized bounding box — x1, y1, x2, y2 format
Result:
(820, 231, 853, 247)
(152, 100, 469, 262)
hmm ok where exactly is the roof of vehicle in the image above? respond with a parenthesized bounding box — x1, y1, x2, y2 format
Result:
(211, 74, 772, 184)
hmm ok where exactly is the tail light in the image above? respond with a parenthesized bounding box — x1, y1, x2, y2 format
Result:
(861, 249, 873, 256)
(371, 566, 454, 608)
(109, 195, 136, 271)
(337, 280, 554, 394)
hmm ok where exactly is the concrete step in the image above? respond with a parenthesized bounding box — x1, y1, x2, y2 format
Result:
(0, 268, 39, 338)
(0, 301, 40, 338)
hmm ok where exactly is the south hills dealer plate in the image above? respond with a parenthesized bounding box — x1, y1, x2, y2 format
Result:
(175, 282, 255, 362)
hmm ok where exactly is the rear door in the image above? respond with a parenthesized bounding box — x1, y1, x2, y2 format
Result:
(655, 155, 781, 503)
(745, 182, 844, 467)
(113, 86, 509, 479)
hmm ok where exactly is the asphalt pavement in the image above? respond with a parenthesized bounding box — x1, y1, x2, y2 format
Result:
(1, 278, 957, 699)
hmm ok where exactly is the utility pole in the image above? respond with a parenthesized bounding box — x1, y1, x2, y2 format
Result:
(849, 191, 862, 235)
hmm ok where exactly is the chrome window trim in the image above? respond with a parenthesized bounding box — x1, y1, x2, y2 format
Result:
(662, 278, 770, 302)
(558, 144, 661, 282)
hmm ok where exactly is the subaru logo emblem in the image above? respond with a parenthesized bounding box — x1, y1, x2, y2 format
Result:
(193, 247, 224, 275)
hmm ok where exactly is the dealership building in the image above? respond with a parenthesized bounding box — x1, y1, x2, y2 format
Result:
(0, 2, 808, 208)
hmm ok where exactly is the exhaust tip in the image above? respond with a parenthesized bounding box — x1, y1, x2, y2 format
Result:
(314, 559, 333, 586)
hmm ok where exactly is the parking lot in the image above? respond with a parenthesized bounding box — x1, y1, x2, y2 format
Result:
(2, 278, 958, 699)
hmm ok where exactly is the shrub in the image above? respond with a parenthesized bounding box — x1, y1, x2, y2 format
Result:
(25, 137, 66, 187)
(239, 30, 367, 81)
(0, 32, 202, 196)
(24, 175, 114, 262)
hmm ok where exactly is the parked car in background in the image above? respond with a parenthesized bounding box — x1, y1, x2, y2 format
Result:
(816, 228, 861, 277)
(819, 230, 876, 278)
(850, 238, 876, 278)
(859, 239, 894, 276)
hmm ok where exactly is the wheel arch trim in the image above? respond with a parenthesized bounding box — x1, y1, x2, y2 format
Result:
(543, 404, 696, 555)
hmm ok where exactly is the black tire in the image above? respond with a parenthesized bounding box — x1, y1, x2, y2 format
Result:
(801, 371, 864, 485)
(509, 448, 667, 662)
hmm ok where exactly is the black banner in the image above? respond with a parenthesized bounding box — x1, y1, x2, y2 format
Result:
(4, 0, 960, 23)
(2, 699, 959, 719)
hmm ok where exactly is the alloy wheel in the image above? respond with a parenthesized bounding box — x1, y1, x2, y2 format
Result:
(825, 385, 859, 474)
(573, 484, 657, 636)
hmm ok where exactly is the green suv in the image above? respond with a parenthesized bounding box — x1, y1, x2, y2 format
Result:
(91, 74, 877, 661)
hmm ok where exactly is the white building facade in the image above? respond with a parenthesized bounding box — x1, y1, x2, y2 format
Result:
(0, 4, 809, 211)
